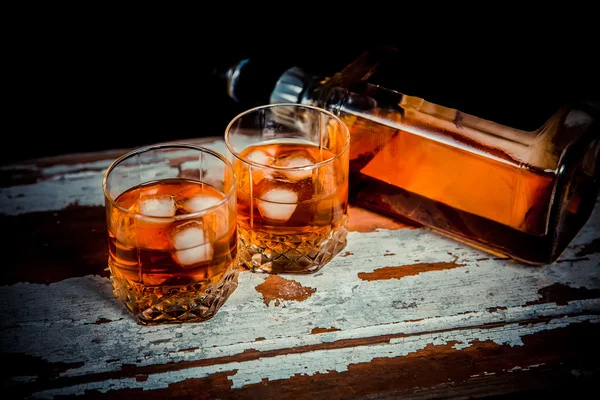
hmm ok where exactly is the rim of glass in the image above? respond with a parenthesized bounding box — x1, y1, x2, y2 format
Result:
(102, 142, 236, 219)
(224, 103, 350, 170)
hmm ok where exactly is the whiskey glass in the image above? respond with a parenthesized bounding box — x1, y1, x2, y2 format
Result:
(225, 103, 350, 274)
(103, 143, 238, 324)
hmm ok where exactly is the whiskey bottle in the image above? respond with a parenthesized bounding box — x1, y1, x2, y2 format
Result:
(220, 46, 600, 265)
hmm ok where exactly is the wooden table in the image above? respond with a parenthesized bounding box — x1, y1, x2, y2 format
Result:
(2, 138, 599, 399)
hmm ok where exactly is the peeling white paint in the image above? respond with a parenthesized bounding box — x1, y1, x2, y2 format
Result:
(507, 363, 546, 372)
(3, 220, 599, 372)
(0, 140, 228, 216)
(1, 141, 599, 398)
(29, 314, 599, 398)
(2, 210, 599, 397)
(41, 160, 117, 176)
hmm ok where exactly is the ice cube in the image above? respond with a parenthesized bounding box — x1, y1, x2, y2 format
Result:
(275, 156, 314, 181)
(111, 209, 135, 245)
(171, 222, 206, 249)
(312, 162, 337, 198)
(170, 221, 214, 266)
(244, 150, 276, 185)
(139, 195, 176, 217)
(257, 188, 298, 222)
(173, 244, 214, 267)
(181, 194, 222, 213)
(139, 186, 160, 197)
(246, 150, 273, 166)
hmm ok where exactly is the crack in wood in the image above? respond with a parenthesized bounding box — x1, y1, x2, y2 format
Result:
(311, 327, 341, 334)
(557, 257, 591, 263)
(24, 321, 600, 399)
(176, 348, 199, 353)
(487, 306, 509, 313)
(87, 317, 114, 325)
(11, 314, 598, 398)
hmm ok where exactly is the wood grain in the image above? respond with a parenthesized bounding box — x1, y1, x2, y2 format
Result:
(1, 138, 599, 399)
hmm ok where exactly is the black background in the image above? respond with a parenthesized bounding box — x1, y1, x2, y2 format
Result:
(1, 10, 599, 400)
(4, 13, 599, 165)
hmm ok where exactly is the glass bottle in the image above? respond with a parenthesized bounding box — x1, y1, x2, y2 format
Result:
(220, 46, 600, 265)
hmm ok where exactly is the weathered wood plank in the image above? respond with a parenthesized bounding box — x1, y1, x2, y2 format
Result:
(1, 205, 108, 285)
(0, 139, 221, 214)
(7, 315, 600, 398)
(1, 138, 599, 399)
(2, 205, 599, 397)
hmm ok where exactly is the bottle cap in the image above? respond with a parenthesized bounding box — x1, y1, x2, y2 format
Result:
(221, 58, 295, 106)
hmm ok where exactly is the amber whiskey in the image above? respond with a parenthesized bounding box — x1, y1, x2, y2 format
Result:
(107, 178, 238, 324)
(344, 114, 597, 264)
(234, 140, 348, 273)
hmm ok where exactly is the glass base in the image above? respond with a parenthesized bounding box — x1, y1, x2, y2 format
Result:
(238, 216, 348, 274)
(110, 268, 239, 325)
